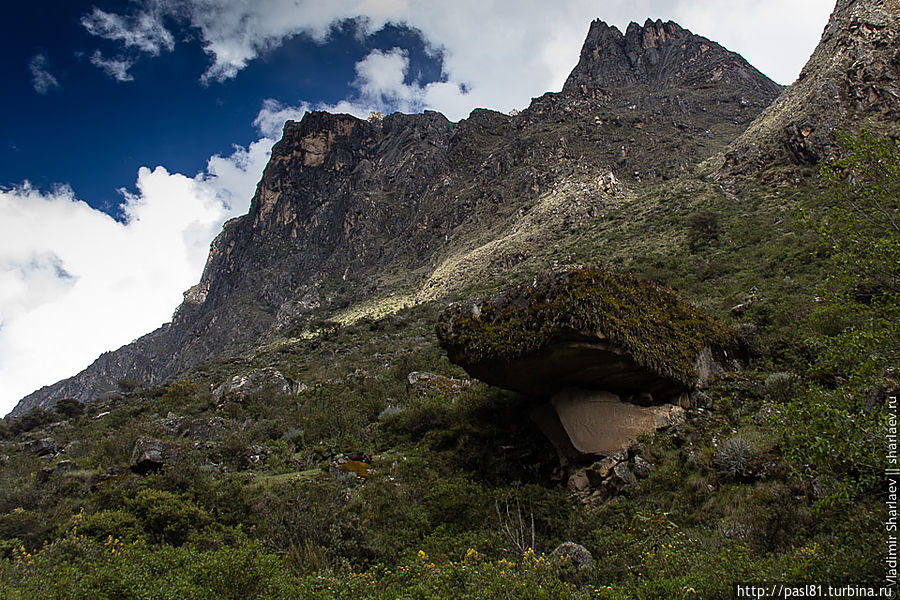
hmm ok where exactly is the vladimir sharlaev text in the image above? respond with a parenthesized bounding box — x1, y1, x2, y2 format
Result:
(887, 393, 899, 588)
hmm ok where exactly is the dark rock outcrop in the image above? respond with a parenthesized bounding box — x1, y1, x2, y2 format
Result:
(129, 437, 180, 475)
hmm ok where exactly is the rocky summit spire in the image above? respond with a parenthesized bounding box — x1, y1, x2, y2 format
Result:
(563, 18, 782, 101)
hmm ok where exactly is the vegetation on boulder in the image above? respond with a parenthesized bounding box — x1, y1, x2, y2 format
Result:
(437, 266, 736, 390)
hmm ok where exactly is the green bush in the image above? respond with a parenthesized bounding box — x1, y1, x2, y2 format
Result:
(126, 489, 212, 546)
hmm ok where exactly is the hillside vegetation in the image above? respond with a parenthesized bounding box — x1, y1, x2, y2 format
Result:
(0, 130, 894, 599)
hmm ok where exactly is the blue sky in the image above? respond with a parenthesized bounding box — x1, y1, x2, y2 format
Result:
(2, 2, 442, 213)
(0, 0, 834, 416)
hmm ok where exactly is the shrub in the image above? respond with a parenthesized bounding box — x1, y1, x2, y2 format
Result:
(763, 372, 800, 403)
(54, 398, 84, 419)
(126, 489, 211, 546)
(75, 510, 145, 543)
(714, 437, 751, 481)
(686, 211, 721, 252)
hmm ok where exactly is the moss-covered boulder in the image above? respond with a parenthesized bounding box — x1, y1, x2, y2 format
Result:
(436, 267, 736, 401)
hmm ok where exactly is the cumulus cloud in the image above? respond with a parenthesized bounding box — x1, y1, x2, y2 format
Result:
(0, 116, 277, 416)
(89, 51, 137, 82)
(29, 54, 60, 94)
(317, 47, 428, 118)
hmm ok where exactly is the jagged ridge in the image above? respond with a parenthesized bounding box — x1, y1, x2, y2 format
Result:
(565, 18, 782, 102)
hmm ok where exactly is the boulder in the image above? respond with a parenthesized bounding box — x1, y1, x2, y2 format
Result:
(406, 371, 472, 400)
(532, 388, 684, 461)
(24, 438, 58, 456)
(436, 267, 735, 401)
(551, 542, 594, 569)
(129, 437, 181, 474)
(212, 367, 305, 404)
(633, 455, 653, 479)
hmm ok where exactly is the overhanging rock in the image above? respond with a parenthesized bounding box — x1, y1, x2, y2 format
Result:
(436, 267, 736, 402)
(436, 267, 735, 465)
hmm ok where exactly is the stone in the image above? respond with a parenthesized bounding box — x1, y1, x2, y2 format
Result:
(551, 542, 594, 569)
(406, 371, 472, 400)
(567, 469, 591, 493)
(246, 445, 270, 465)
(129, 437, 180, 475)
(612, 462, 637, 486)
(550, 388, 684, 457)
(587, 453, 626, 484)
(633, 456, 652, 479)
(24, 438, 57, 456)
(212, 367, 305, 404)
(437, 267, 735, 402)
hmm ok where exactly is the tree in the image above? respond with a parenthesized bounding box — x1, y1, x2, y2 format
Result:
(54, 397, 84, 419)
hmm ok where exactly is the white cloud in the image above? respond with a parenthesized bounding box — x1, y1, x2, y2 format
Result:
(29, 54, 60, 94)
(252, 99, 311, 138)
(82, 1, 832, 117)
(312, 47, 427, 118)
(89, 51, 137, 82)
(0, 119, 277, 416)
(81, 7, 175, 56)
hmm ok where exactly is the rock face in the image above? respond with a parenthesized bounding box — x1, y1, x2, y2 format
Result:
(12, 18, 777, 417)
(723, 0, 900, 173)
(436, 267, 735, 401)
(534, 389, 685, 458)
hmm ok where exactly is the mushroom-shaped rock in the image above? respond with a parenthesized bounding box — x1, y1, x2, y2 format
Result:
(436, 267, 735, 401)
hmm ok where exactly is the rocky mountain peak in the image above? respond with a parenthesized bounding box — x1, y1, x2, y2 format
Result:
(563, 18, 782, 100)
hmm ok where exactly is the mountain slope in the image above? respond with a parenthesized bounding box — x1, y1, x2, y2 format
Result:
(11, 19, 781, 416)
(721, 0, 900, 173)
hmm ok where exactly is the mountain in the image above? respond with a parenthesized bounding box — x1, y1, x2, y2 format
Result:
(3, 1, 899, 594)
(722, 0, 899, 173)
(9, 19, 784, 416)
